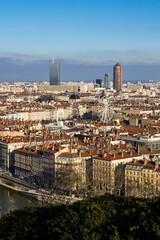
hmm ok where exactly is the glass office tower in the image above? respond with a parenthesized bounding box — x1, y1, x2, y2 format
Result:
(49, 60, 60, 85)
(96, 79, 102, 87)
(104, 73, 110, 89)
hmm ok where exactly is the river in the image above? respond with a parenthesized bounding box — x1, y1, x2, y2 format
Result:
(0, 185, 41, 217)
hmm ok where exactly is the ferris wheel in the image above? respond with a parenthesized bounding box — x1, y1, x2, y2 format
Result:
(99, 92, 115, 122)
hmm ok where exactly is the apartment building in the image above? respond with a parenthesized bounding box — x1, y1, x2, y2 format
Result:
(14, 147, 42, 177)
(55, 150, 86, 192)
(0, 135, 61, 171)
(125, 159, 160, 198)
(14, 145, 68, 178)
(93, 151, 142, 195)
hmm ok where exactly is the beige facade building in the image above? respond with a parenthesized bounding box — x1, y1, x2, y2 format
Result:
(14, 145, 68, 178)
(125, 159, 160, 198)
(39, 85, 78, 92)
(93, 151, 142, 195)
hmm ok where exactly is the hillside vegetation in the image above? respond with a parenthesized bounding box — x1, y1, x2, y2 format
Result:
(0, 194, 160, 240)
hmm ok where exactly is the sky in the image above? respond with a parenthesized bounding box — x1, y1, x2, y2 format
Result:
(0, 0, 160, 82)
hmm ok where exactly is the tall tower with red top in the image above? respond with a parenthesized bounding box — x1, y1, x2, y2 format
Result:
(113, 63, 123, 92)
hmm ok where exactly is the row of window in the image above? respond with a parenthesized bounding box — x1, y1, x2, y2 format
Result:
(127, 170, 160, 178)
(126, 176, 154, 183)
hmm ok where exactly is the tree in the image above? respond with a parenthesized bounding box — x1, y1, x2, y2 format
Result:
(37, 163, 84, 206)
(114, 167, 125, 195)
(82, 160, 94, 198)
(53, 163, 82, 196)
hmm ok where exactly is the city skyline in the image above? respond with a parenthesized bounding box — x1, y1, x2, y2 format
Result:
(0, 58, 160, 83)
(0, 0, 160, 82)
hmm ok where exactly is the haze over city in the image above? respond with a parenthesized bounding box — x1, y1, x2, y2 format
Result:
(0, 0, 160, 82)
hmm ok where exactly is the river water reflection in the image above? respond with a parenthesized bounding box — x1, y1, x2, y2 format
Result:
(0, 185, 41, 217)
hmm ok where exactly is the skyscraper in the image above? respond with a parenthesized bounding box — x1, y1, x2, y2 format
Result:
(49, 59, 60, 85)
(104, 73, 110, 89)
(113, 63, 123, 92)
(96, 79, 102, 87)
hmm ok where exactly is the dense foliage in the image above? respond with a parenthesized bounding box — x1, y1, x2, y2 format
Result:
(1, 194, 160, 240)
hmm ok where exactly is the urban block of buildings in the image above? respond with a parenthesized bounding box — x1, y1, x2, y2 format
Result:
(0, 63, 160, 199)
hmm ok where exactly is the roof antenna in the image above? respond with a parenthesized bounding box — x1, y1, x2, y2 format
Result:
(52, 56, 55, 63)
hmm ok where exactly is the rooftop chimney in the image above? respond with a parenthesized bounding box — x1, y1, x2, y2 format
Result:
(69, 139, 72, 153)
(79, 150, 82, 158)
(103, 153, 107, 158)
(137, 145, 140, 154)
(133, 159, 137, 164)
(144, 159, 147, 165)
(59, 146, 61, 155)
(155, 160, 159, 170)
(35, 144, 38, 152)
(23, 144, 26, 150)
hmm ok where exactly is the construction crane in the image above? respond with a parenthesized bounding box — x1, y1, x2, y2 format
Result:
(121, 111, 126, 131)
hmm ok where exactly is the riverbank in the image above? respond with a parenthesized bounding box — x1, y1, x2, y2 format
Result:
(0, 177, 83, 205)
(0, 185, 40, 217)
(0, 179, 42, 201)
(0, 181, 27, 193)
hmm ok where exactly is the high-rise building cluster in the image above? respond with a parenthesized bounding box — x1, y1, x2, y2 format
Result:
(49, 59, 123, 93)
(93, 63, 123, 92)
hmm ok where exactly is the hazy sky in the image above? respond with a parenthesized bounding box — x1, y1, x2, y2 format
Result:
(0, 0, 160, 82)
